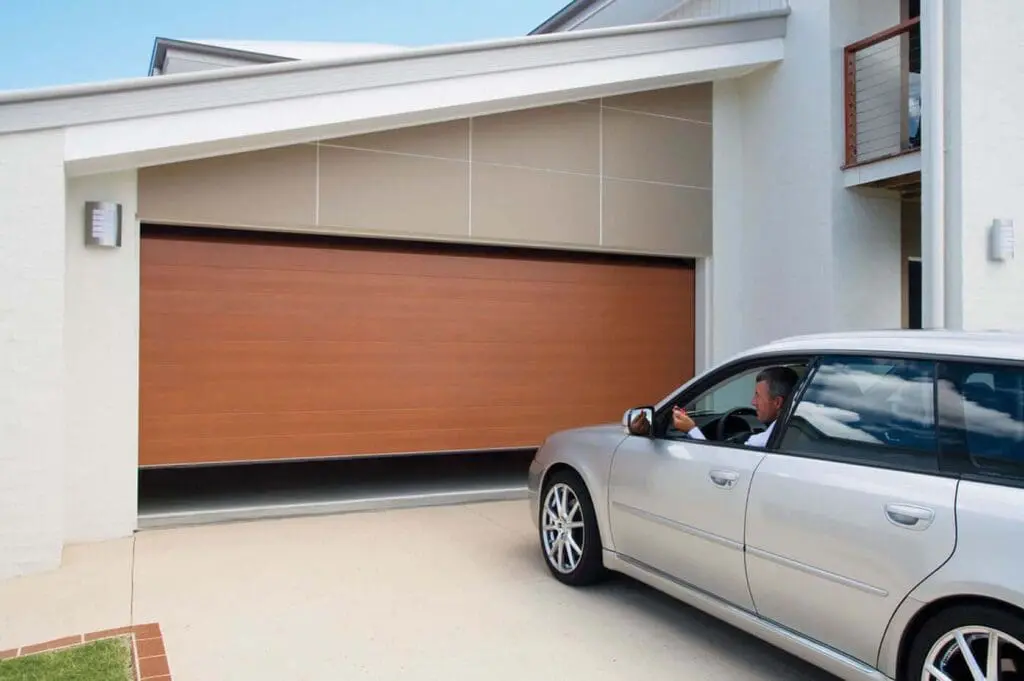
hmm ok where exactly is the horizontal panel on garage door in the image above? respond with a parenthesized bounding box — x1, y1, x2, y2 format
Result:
(139, 226, 695, 466)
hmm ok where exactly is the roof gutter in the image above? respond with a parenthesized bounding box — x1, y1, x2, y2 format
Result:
(0, 10, 787, 106)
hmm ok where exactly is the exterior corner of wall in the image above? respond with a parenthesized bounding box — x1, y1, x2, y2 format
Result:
(64, 169, 141, 543)
(0, 129, 68, 580)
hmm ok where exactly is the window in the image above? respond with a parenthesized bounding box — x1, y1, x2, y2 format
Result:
(686, 366, 762, 415)
(779, 355, 938, 469)
(683, 362, 809, 415)
(938, 361, 1024, 482)
(660, 359, 809, 442)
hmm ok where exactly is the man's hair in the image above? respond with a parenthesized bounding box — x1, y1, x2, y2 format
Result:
(756, 366, 800, 401)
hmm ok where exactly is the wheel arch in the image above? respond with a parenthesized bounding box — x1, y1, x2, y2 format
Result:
(890, 594, 1024, 680)
(538, 458, 616, 553)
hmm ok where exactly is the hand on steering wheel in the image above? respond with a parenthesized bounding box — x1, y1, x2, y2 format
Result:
(715, 406, 758, 441)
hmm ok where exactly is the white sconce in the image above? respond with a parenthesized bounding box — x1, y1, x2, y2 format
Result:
(988, 218, 1015, 262)
(84, 201, 122, 248)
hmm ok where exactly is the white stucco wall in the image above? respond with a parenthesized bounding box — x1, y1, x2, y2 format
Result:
(708, 0, 902, 364)
(829, 0, 903, 332)
(64, 172, 140, 543)
(0, 130, 67, 579)
(945, 0, 1024, 331)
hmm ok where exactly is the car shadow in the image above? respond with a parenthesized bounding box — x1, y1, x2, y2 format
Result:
(508, 539, 839, 681)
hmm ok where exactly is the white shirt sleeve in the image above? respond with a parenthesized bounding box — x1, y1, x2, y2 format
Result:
(744, 420, 775, 448)
(687, 427, 706, 440)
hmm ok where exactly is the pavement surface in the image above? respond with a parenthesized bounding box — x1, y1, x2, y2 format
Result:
(0, 500, 837, 681)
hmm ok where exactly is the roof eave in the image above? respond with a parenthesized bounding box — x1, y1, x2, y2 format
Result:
(147, 37, 292, 77)
(530, 0, 603, 34)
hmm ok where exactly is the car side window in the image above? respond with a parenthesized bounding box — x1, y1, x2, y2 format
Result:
(778, 354, 939, 471)
(937, 360, 1024, 483)
(657, 359, 810, 442)
(685, 367, 762, 414)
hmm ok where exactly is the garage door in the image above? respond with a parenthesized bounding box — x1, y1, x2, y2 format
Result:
(139, 227, 695, 466)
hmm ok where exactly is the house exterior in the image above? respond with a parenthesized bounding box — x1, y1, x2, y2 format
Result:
(0, 0, 1021, 581)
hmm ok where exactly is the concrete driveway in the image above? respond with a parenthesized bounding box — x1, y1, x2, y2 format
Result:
(0, 500, 835, 681)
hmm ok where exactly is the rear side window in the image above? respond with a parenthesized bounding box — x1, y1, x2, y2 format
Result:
(938, 361, 1024, 483)
(778, 354, 938, 471)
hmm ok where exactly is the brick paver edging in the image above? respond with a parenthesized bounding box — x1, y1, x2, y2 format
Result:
(0, 622, 172, 680)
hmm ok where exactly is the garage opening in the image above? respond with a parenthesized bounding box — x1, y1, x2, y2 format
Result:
(138, 225, 696, 524)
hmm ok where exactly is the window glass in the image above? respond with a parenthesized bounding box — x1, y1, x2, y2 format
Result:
(938, 361, 1024, 481)
(779, 355, 938, 468)
(685, 363, 808, 415)
(687, 368, 760, 415)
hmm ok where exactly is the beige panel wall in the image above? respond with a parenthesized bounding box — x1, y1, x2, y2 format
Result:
(138, 84, 713, 257)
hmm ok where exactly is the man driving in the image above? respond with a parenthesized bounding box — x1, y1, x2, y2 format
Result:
(632, 366, 799, 448)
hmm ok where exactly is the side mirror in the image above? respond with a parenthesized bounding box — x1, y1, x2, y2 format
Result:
(624, 407, 654, 437)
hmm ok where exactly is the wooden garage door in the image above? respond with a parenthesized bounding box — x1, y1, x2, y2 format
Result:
(139, 228, 695, 466)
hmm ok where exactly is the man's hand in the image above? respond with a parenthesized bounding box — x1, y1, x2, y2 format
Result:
(672, 406, 696, 432)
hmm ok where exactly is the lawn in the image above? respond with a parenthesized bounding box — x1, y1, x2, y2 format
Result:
(0, 637, 133, 681)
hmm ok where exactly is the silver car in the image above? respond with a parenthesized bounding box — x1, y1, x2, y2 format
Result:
(528, 330, 1024, 681)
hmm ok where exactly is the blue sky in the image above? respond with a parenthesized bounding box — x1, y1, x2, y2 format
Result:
(0, 0, 569, 92)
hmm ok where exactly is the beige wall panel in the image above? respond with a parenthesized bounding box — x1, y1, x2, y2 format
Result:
(602, 83, 713, 122)
(138, 146, 316, 228)
(318, 146, 469, 237)
(320, 119, 470, 160)
(472, 103, 600, 174)
(138, 84, 714, 257)
(603, 178, 712, 256)
(471, 165, 599, 246)
(603, 107, 712, 187)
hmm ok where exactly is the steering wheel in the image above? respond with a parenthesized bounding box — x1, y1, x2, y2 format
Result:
(716, 406, 758, 441)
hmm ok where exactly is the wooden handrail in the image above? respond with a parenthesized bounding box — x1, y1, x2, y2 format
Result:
(844, 16, 919, 55)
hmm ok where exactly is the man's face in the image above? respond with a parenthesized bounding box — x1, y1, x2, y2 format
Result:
(751, 380, 784, 424)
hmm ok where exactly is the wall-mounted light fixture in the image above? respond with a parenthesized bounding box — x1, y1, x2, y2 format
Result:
(988, 218, 1015, 262)
(84, 201, 122, 248)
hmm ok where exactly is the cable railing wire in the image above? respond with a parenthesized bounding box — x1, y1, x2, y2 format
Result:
(844, 17, 921, 166)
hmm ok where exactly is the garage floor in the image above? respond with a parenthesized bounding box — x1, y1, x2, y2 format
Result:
(0, 501, 836, 681)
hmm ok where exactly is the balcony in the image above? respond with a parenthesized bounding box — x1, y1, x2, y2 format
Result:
(842, 17, 921, 197)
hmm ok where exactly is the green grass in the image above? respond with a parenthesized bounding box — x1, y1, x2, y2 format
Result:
(0, 637, 133, 681)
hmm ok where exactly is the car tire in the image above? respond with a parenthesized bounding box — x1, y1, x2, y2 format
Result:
(538, 469, 606, 587)
(905, 603, 1024, 681)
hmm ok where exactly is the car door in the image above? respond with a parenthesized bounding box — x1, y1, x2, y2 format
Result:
(744, 353, 958, 666)
(608, 355, 812, 612)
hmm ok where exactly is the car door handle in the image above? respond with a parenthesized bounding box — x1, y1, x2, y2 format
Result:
(709, 470, 739, 489)
(885, 503, 935, 530)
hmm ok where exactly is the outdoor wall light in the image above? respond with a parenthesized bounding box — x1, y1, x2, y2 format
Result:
(84, 201, 122, 248)
(988, 218, 1015, 262)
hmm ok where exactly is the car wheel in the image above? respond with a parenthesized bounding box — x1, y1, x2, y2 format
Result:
(539, 469, 605, 586)
(906, 604, 1024, 681)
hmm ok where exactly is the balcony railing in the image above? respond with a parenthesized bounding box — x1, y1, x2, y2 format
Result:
(843, 17, 921, 168)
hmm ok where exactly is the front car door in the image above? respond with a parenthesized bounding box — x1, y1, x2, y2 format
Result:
(744, 353, 958, 665)
(608, 354, 813, 612)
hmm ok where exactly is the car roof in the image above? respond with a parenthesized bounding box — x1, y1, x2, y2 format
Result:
(741, 329, 1024, 363)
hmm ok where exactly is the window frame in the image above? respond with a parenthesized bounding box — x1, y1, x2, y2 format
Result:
(935, 357, 1024, 489)
(769, 351, 947, 476)
(650, 351, 817, 450)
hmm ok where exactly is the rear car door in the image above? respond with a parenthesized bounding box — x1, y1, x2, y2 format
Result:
(744, 353, 958, 666)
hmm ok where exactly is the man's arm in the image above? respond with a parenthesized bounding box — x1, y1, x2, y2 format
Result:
(673, 407, 707, 440)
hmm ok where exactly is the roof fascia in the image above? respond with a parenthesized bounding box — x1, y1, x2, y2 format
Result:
(148, 37, 290, 76)
(530, 0, 606, 34)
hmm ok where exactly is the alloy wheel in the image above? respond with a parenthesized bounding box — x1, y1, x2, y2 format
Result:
(922, 626, 1024, 681)
(541, 482, 586, 574)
